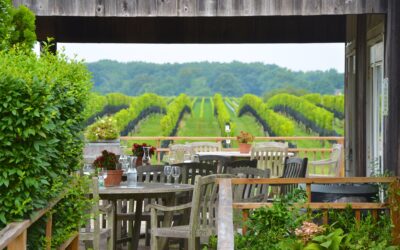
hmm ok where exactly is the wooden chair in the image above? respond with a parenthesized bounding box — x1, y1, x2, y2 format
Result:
(198, 154, 227, 173)
(222, 159, 257, 173)
(308, 144, 342, 177)
(227, 167, 271, 202)
(80, 177, 114, 250)
(250, 143, 288, 177)
(147, 174, 234, 250)
(280, 157, 308, 195)
(187, 142, 221, 154)
(173, 162, 218, 185)
(169, 144, 191, 164)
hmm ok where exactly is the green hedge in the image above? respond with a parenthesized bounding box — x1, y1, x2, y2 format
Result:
(105, 92, 135, 106)
(161, 94, 191, 136)
(266, 93, 334, 131)
(303, 93, 344, 115)
(239, 94, 295, 136)
(82, 92, 108, 120)
(113, 93, 166, 132)
(213, 93, 234, 136)
(0, 49, 91, 229)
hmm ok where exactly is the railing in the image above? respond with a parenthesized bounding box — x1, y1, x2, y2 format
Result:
(121, 136, 345, 176)
(0, 186, 79, 250)
(216, 177, 400, 250)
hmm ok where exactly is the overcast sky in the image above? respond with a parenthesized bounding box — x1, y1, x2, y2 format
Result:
(44, 43, 345, 72)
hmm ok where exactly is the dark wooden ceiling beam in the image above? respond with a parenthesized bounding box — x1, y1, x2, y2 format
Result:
(35, 15, 346, 43)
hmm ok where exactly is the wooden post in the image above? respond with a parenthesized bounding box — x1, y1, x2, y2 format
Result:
(337, 137, 345, 177)
(45, 213, 53, 250)
(354, 14, 367, 177)
(7, 230, 27, 250)
(390, 180, 400, 244)
(385, 0, 400, 176)
(218, 178, 234, 250)
(242, 209, 249, 235)
(306, 183, 312, 203)
(156, 138, 161, 163)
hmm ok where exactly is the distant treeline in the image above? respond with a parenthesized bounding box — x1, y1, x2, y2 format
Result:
(87, 60, 344, 97)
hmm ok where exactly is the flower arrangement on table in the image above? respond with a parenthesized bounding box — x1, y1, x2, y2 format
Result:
(237, 131, 255, 144)
(93, 150, 122, 186)
(237, 131, 254, 153)
(132, 143, 156, 166)
(132, 143, 156, 157)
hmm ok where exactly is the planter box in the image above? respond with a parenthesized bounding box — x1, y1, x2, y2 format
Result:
(83, 140, 122, 163)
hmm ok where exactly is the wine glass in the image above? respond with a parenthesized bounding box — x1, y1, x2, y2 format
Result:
(100, 167, 108, 180)
(164, 165, 172, 184)
(184, 152, 192, 163)
(83, 163, 94, 176)
(119, 154, 128, 173)
(171, 166, 181, 186)
(142, 146, 151, 165)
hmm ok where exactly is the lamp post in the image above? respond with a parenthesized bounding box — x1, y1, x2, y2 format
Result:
(225, 123, 231, 148)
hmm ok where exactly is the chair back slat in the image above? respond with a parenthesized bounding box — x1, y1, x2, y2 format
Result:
(169, 144, 191, 164)
(250, 144, 288, 177)
(173, 162, 217, 185)
(188, 142, 221, 154)
(221, 159, 257, 173)
(227, 167, 270, 202)
(281, 157, 308, 195)
(189, 174, 234, 235)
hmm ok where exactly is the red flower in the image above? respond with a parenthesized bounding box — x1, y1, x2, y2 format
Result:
(132, 143, 156, 157)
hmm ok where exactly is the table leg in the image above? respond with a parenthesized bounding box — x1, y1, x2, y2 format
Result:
(132, 199, 143, 250)
(112, 200, 117, 250)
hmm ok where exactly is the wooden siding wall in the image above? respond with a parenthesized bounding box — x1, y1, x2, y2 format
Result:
(385, 0, 400, 176)
(13, 0, 387, 17)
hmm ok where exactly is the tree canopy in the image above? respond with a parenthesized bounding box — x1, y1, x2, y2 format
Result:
(87, 60, 344, 97)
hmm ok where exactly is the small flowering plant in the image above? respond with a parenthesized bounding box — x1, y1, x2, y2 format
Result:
(93, 150, 118, 170)
(294, 221, 326, 244)
(236, 131, 254, 144)
(132, 143, 156, 157)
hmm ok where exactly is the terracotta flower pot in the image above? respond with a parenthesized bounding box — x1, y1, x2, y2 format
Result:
(104, 169, 123, 187)
(136, 156, 143, 166)
(239, 143, 252, 154)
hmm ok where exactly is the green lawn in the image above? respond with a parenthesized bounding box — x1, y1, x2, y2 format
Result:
(177, 98, 220, 139)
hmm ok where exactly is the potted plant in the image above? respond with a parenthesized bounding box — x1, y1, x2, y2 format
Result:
(237, 131, 254, 153)
(84, 116, 121, 161)
(132, 143, 156, 166)
(85, 116, 119, 142)
(93, 150, 122, 186)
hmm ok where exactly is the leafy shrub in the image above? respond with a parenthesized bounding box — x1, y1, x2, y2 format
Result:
(235, 189, 309, 249)
(213, 93, 234, 136)
(85, 116, 119, 141)
(303, 94, 344, 119)
(0, 48, 91, 229)
(82, 92, 108, 120)
(238, 94, 295, 136)
(0, 0, 36, 51)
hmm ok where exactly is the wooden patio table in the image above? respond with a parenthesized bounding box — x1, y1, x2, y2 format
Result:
(99, 182, 193, 250)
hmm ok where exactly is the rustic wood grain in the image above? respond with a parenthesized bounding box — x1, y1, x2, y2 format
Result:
(385, 0, 400, 177)
(0, 221, 29, 249)
(217, 179, 234, 250)
(13, 0, 387, 16)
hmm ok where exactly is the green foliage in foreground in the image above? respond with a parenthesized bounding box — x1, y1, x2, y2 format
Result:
(0, 0, 36, 51)
(239, 94, 295, 136)
(205, 190, 396, 250)
(0, 49, 91, 229)
(161, 94, 192, 136)
(213, 93, 235, 136)
(113, 93, 166, 132)
(267, 94, 335, 131)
